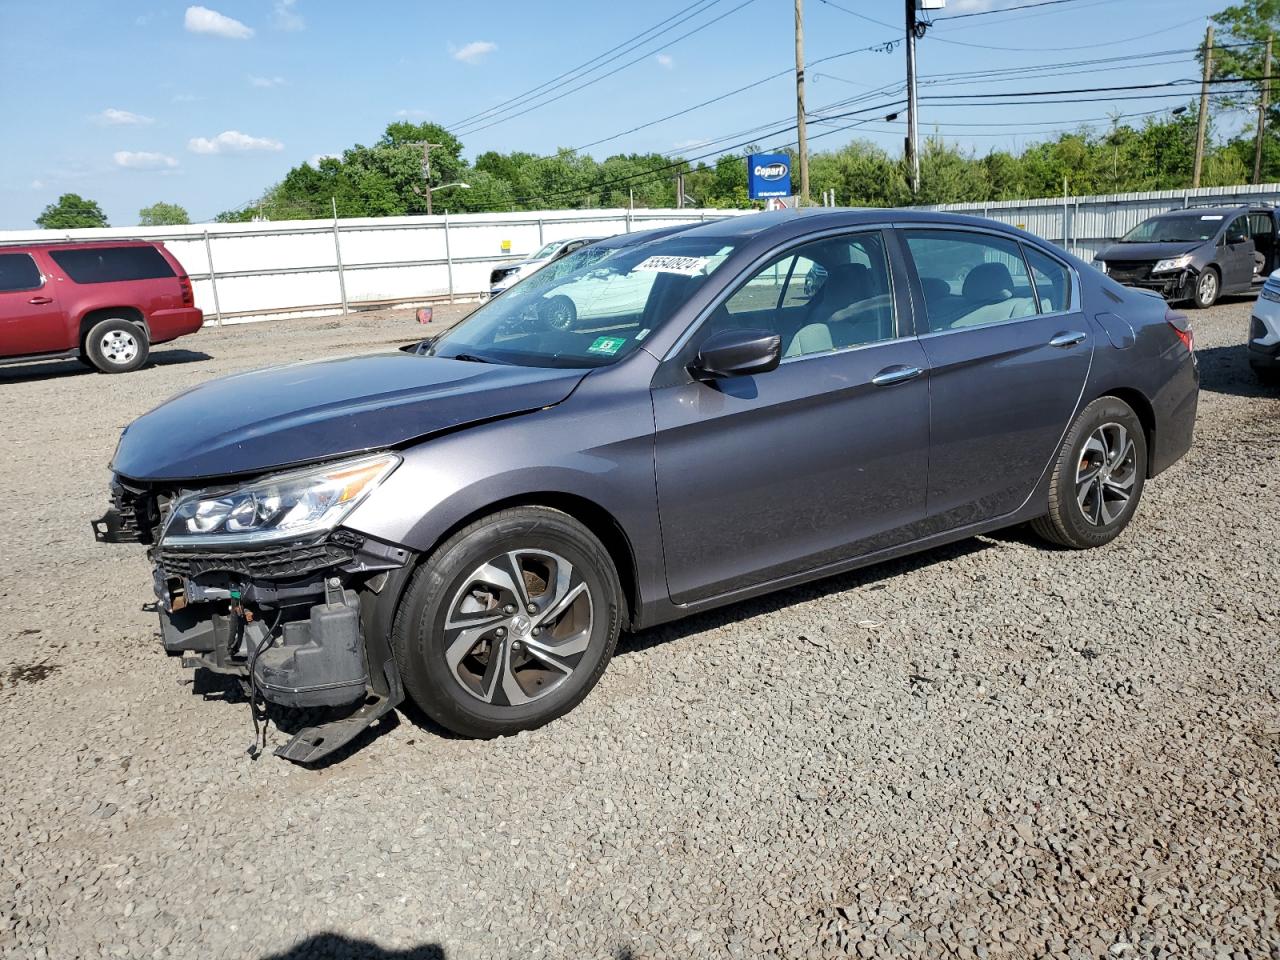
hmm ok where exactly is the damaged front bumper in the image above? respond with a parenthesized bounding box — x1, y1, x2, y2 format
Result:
(94, 486, 415, 764)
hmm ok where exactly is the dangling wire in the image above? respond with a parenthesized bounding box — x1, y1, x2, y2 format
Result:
(245, 607, 283, 758)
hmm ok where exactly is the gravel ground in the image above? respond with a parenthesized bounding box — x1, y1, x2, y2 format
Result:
(0, 298, 1277, 960)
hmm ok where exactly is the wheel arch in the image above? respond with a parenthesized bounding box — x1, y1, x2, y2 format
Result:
(404, 491, 641, 629)
(78, 306, 149, 353)
(1094, 387, 1157, 477)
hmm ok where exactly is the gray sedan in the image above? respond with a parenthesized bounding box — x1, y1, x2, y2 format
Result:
(96, 209, 1199, 762)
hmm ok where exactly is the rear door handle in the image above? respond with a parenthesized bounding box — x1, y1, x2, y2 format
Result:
(28, 296, 53, 305)
(871, 364, 924, 387)
(1049, 330, 1087, 348)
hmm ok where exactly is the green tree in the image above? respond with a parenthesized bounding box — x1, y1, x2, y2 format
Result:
(35, 193, 108, 229)
(1208, 1, 1280, 114)
(138, 202, 190, 226)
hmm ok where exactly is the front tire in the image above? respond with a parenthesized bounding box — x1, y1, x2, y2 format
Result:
(85, 317, 149, 373)
(1192, 267, 1219, 309)
(1031, 397, 1148, 549)
(391, 507, 622, 738)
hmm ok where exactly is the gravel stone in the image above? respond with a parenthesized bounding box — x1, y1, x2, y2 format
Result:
(0, 300, 1277, 959)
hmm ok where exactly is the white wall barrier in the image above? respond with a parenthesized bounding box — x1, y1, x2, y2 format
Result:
(0, 207, 740, 324)
(915, 183, 1280, 261)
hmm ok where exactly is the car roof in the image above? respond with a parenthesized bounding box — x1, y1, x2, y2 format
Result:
(671, 207, 1047, 241)
(1157, 205, 1268, 218)
(0, 238, 162, 251)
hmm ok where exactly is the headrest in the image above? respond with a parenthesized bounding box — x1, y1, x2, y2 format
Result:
(823, 262, 870, 301)
(962, 262, 1014, 302)
(919, 276, 950, 302)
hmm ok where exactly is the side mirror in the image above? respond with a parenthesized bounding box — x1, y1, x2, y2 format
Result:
(691, 328, 781, 379)
(400, 338, 433, 354)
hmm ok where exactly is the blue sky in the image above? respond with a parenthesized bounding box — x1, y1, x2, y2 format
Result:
(0, 0, 1229, 229)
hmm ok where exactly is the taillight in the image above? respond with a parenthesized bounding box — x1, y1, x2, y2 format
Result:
(1166, 308, 1193, 353)
(178, 275, 193, 307)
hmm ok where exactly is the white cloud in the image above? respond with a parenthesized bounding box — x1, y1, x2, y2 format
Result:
(184, 6, 253, 39)
(172, 93, 200, 103)
(309, 153, 340, 166)
(452, 40, 496, 64)
(274, 0, 304, 30)
(31, 180, 45, 190)
(951, 0, 994, 9)
(395, 108, 429, 118)
(188, 130, 284, 154)
(114, 151, 179, 170)
(249, 75, 286, 87)
(656, 53, 674, 69)
(95, 107, 154, 126)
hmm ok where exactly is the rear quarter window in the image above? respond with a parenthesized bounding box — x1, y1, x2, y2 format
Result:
(50, 246, 174, 284)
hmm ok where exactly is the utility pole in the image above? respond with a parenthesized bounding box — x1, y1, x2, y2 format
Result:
(905, 0, 920, 195)
(676, 172, 685, 209)
(408, 141, 443, 215)
(1193, 24, 1214, 189)
(1255, 33, 1273, 184)
(795, 0, 809, 206)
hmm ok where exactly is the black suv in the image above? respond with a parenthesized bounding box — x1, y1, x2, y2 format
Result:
(1093, 204, 1279, 308)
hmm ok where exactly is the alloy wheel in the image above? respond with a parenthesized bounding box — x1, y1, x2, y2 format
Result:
(443, 549, 594, 706)
(1198, 271, 1217, 305)
(1076, 422, 1137, 526)
(100, 329, 139, 366)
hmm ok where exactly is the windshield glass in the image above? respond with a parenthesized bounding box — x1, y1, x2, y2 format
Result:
(531, 241, 561, 260)
(429, 236, 737, 368)
(1121, 214, 1222, 243)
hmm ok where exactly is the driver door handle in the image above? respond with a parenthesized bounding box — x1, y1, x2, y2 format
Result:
(28, 296, 53, 305)
(1049, 330, 1087, 348)
(871, 364, 924, 387)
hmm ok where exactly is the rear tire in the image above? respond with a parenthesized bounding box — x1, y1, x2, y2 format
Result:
(391, 507, 622, 739)
(1192, 267, 1219, 309)
(1031, 397, 1148, 549)
(85, 317, 149, 373)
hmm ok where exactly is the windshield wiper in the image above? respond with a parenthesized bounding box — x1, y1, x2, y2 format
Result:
(451, 353, 502, 364)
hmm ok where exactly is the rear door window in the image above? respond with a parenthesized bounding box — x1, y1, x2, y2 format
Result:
(0, 253, 42, 292)
(903, 230, 1037, 332)
(50, 246, 174, 284)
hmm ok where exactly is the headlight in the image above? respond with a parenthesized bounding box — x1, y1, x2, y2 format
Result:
(1151, 254, 1193, 274)
(161, 453, 399, 547)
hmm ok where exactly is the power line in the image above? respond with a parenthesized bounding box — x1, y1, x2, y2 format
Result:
(934, 0, 1095, 20)
(448, 0, 722, 130)
(453, 0, 759, 137)
(925, 14, 1207, 51)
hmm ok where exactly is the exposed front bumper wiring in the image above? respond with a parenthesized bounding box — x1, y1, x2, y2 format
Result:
(94, 486, 415, 764)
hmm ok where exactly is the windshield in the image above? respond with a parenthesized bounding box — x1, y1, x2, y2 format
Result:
(1121, 214, 1222, 243)
(531, 241, 562, 260)
(429, 236, 737, 368)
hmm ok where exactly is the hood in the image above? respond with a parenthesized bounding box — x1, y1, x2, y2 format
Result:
(1095, 241, 1203, 263)
(112, 352, 588, 482)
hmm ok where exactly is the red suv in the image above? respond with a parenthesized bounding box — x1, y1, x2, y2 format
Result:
(0, 240, 203, 373)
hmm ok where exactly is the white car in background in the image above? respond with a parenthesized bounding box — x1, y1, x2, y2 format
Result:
(1249, 269, 1280, 384)
(487, 237, 603, 298)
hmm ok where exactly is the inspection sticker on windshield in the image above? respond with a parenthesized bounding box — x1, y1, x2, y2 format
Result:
(634, 255, 711, 276)
(1200, 215, 1224, 220)
(587, 336, 627, 355)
